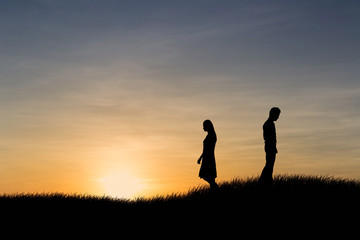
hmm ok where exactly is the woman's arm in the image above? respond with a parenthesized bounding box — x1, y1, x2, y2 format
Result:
(197, 153, 203, 164)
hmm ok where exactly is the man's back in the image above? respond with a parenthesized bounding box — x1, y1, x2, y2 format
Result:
(263, 119, 277, 153)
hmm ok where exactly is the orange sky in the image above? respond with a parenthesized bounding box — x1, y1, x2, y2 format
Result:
(1, 1, 359, 198)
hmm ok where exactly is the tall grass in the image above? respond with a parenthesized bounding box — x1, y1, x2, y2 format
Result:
(1, 174, 359, 233)
(1, 174, 359, 205)
(1, 174, 358, 237)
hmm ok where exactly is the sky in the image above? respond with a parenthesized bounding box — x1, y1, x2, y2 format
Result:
(0, 0, 359, 198)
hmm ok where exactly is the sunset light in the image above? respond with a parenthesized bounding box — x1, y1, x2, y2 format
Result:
(0, 0, 359, 199)
(98, 171, 146, 199)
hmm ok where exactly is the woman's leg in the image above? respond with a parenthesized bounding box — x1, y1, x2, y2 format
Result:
(204, 178, 219, 189)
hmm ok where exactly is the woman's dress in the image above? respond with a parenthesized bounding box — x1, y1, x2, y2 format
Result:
(199, 133, 217, 179)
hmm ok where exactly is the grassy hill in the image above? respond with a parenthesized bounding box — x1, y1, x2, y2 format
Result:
(2, 174, 360, 211)
(1, 174, 359, 235)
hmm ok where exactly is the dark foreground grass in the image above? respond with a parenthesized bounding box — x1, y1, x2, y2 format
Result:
(2, 174, 360, 212)
(1, 175, 359, 235)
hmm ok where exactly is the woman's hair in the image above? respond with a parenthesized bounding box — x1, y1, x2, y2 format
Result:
(203, 119, 216, 133)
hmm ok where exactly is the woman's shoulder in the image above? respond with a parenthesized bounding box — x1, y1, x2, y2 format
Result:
(206, 133, 217, 141)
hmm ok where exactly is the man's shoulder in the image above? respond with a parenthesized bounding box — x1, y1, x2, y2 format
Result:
(263, 119, 273, 128)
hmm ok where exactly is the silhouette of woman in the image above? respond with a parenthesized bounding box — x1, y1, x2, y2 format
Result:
(197, 120, 218, 189)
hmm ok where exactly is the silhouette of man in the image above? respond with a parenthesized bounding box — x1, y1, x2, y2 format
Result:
(259, 107, 281, 185)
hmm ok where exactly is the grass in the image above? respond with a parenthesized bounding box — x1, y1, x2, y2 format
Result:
(1, 174, 360, 233)
(2, 174, 359, 202)
(2, 174, 359, 211)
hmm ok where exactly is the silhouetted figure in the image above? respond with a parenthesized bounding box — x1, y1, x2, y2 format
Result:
(197, 120, 218, 189)
(259, 107, 281, 185)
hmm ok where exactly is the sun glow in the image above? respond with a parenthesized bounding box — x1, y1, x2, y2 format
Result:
(98, 171, 146, 199)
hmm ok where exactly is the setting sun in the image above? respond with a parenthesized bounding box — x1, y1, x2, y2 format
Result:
(98, 171, 146, 199)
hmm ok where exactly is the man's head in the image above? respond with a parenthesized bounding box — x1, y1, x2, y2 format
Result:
(269, 107, 281, 121)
